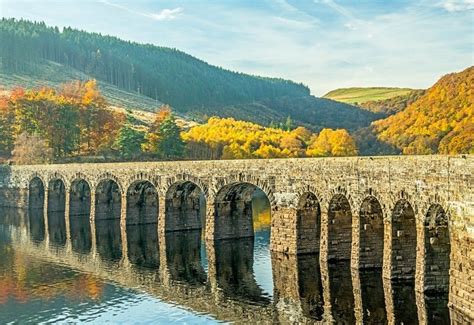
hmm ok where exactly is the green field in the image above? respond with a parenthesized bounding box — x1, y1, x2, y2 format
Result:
(323, 87, 414, 105)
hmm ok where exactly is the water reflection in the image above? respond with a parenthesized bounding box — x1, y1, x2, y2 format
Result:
(328, 261, 356, 323)
(297, 254, 324, 321)
(0, 201, 456, 323)
(48, 211, 67, 246)
(70, 214, 92, 254)
(127, 223, 160, 269)
(359, 269, 387, 324)
(215, 236, 271, 305)
(28, 208, 45, 242)
(95, 218, 122, 262)
(165, 230, 206, 285)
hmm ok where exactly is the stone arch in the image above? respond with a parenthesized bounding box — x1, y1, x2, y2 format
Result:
(211, 174, 275, 208)
(95, 178, 122, 220)
(423, 204, 450, 293)
(165, 173, 209, 200)
(359, 196, 384, 268)
(165, 180, 206, 232)
(126, 180, 159, 225)
(95, 173, 124, 195)
(390, 199, 417, 279)
(69, 178, 92, 254)
(327, 193, 352, 261)
(212, 182, 271, 240)
(28, 176, 45, 209)
(296, 191, 321, 254)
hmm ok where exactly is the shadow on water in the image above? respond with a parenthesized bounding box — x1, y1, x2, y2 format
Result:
(28, 208, 45, 242)
(70, 214, 92, 254)
(127, 223, 160, 269)
(165, 229, 206, 285)
(48, 211, 67, 246)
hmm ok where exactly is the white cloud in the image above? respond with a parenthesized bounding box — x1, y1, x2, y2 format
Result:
(149, 8, 183, 21)
(98, 0, 182, 21)
(439, 0, 474, 12)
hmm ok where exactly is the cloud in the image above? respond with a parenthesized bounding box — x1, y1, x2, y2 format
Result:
(439, 0, 474, 12)
(98, 0, 182, 21)
(150, 8, 183, 21)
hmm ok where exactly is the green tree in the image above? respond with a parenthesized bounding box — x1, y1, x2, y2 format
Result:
(113, 118, 145, 159)
(156, 116, 185, 159)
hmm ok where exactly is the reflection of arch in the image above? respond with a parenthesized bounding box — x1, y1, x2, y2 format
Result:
(127, 223, 160, 269)
(327, 194, 352, 261)
(213, 182, 270, 240)
(215, 237, 271, 305)
(423, 204, 450, 293)
(297, 254, 324, 320)
(126, 180, 158, 225)
(95, 179, 122, 220)
(165, 230, 206, 284)
(296, 192, 321, 254)
(165, 181, 205, 232)
(29, 176, 45, 210)
(391, 199, 416, 279)
(359, 196, 384, 268)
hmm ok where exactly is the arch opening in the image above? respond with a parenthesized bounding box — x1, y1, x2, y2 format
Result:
(327, 194, 352, 261)
(213, 182, 273, 302)
(29, 177, 45, 210)
(126, 181, 158, 225)
(95, 179, 122, 261)
(424, 204, 450, 293)
(69, 179, 91, 254)
(359, 196, 384, 268)
(296, 192, 321, 255)
(47, 179, 66, 246)
(165, 181, 205, 232)
(28, 177, 45, 241)
(391, 199, 416, 280)
(213, 182, 270, 240)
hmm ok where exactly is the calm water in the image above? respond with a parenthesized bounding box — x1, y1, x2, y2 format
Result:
(0, 199, 450, 324)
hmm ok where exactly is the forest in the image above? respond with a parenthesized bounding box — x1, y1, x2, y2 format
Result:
(0, 80, 358, 164)
(0, 18, 379, 131)
(373, 66, 473, 154)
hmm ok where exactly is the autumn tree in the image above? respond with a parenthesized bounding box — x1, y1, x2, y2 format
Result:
(306, 128, 358, 157)
(11, 132, 53, 164)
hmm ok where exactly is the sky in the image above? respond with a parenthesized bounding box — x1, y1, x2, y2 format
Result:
(1, 0, 473, 95)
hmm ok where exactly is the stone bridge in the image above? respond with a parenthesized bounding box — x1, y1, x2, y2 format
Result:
(0, 155, 473, 322)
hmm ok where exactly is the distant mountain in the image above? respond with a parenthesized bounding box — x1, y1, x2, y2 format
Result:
(323, 87, 415, 105)
(0, 18, 379, 131)
(372, 66, 473, 154)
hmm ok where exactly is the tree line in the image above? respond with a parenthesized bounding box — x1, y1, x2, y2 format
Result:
(0, 80, 358, 164)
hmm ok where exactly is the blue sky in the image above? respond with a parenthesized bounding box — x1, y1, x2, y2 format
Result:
(1, 0, 473, 95)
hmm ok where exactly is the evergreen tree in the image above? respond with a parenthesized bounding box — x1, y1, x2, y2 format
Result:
(113, 117, 145, 159)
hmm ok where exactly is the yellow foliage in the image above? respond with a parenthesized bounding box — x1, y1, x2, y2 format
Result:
(182, 117, 358, 159)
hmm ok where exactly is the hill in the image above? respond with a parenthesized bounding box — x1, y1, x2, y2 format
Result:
(358, 89, 425, 115)
(372, 66, 473, 154)
(323, 87, 415, 105)
(0, 18, 379, 131)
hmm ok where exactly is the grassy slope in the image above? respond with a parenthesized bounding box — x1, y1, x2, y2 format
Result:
(323, 87, 414, 104)
(0, 60, 165, 113)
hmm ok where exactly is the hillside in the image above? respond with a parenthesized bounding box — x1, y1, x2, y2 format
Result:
(0, 18, 379, 131)
(323, 87, 415, 105)
(358, 89, 425, 115)
(372, 66, 473, 154)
